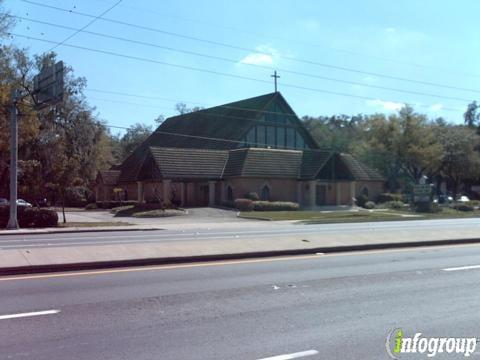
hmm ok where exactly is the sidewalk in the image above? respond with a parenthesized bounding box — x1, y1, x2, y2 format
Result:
(1, 223, 480, 275)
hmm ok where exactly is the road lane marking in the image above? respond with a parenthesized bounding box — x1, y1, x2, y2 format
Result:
(0, 309, 60, 320)
(443, 264, 480, 272)
(257, 350, 319, 360)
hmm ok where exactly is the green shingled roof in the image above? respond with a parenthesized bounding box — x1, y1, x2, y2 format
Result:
(340, 153, 385, 181)
(223, 148, 303, 178)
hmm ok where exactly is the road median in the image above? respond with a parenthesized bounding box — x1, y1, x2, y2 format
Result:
(2, 228, 480, 275)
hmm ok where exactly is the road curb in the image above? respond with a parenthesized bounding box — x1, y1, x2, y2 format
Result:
(0, 227, 164, 236)
(2, 237, 480, 276)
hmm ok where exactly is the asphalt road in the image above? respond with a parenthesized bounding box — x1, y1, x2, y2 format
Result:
(1, 244, 480, 359)
(2, 217, 480, 249)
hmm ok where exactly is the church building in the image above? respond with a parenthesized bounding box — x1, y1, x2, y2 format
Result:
(96, 92, 385, 207)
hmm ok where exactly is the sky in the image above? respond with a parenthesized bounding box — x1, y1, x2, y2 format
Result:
(4, 0, 480, 133)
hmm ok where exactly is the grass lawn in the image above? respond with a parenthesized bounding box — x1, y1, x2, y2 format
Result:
(58, 221, 132, 227)
(239, 207, 480, 223)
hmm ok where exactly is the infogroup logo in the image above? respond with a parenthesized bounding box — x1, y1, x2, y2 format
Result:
(385, 328, 478, 358)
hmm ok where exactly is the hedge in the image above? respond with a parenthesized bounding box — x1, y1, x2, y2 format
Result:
(252, 201, 299, 211)
(234, 198, 254, 212)
(453, 204, 474, 212)
(244, 192, 260, 201)
(356, 194, 368, 208)
(364, 201, 375, 209)
(383, 200, 405, 209)
(377, 193, 403, 203)
(0, 206, 58, 228)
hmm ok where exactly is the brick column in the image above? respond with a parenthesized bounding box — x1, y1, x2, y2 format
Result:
(336, 182, 341, 206)
(208, 181, 216, 206)
(180, 182, 186, 207)
(163, 179, 171, 206)
(137, 181, 144, 203)
(309, 180, 316, 207)
(296, 182, 302, 204)
(350, 181, 356, 206)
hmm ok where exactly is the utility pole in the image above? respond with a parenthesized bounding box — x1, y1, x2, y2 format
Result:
(271, 70, 280, 92)
(7, 88, 19, 229)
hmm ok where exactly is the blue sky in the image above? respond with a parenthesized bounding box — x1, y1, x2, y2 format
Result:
(4, 0, 480, 133)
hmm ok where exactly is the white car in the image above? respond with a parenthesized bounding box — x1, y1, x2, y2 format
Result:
(17, 199, 32, 207)
(456, 195, 470, 203)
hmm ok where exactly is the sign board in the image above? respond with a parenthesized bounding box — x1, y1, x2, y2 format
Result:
(33, 61, 64, 108)
(413, 184, 431, 202)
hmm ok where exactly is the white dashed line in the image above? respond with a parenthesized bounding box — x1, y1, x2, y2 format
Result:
(443, 264, 480, 272)
(0, 309, 60, 320)
(257, 349, 319, 360)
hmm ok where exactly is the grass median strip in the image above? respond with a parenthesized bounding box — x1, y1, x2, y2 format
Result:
(239, 209, 480, 223)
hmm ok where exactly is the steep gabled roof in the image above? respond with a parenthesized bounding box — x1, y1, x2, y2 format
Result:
(300, 150, 333, 179)
(340, 153, 385, 181)
(223, 148, 303, 178)
(97, 170, 120, 185)
(148, 93, 280, 150)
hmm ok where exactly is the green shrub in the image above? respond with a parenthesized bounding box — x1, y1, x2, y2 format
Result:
(377, 193, 403, 203)
(234, 198, 254, 212)
(244, 192, 260, 201)
(415, 202, 442, 213)
(85, 203, 98, 210)
(383, 200, 405, 209)
(35, 209, 58, 227)
(252, 201, 299, 211)
(0, 206, 58, 228)
(466, 200, 480, 208)
(364, 201, 375, 209)
(453, 204, 474, 212)
(356, 194, 368, 208)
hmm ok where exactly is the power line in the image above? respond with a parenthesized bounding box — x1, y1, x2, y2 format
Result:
(48, 0, 122, 51)
(19, 0, 480, 94)
(12, 15, 480, 103)
(92, 0, 480, 79)
(8, 33, 466, 114)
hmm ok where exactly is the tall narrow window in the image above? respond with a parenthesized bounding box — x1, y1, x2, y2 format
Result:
(286, 128, 295, 149)
(257, 125, 266, 147)
(295, 131, 304, 149)
(277, 127, 285, 148)
(227, 185, 233, 202)
(266, 126, 275, 147)
(261, 185, 270, 201)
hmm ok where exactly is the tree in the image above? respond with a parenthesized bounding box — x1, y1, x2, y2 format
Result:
(393, 106, 443, 182)
(464, 101, 479, 128)
(117, 123, 152, 160)
(175, 102, 204, 114)
(437, 126, 480, 198)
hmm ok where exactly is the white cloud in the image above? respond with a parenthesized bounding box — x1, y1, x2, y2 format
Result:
(239, 45, 279, 66)
(429, 103, 444, 112)
(366, 99, 405, 111)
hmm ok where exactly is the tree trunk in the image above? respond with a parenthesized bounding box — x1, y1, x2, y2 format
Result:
(62, 196, 66, 224)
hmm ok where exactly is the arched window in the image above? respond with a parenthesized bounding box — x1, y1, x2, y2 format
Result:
(261, 185, 270, 201)
(227, 185, 233, 202)
(362, 187, 369, 197)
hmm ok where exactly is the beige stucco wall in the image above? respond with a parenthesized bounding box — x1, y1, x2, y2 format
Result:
(225, 178, 298, 202)
(355, 181, 385, 202)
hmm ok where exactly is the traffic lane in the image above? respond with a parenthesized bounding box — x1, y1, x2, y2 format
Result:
(1, 248, 480, 359)
(2, 217, 480, 248)
(1, 244, 480, 313)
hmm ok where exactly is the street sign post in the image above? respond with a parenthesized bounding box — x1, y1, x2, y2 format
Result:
(6, 61, 64, 230)
(413, 184, 431, 203)
(33, 61, 64, 109)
